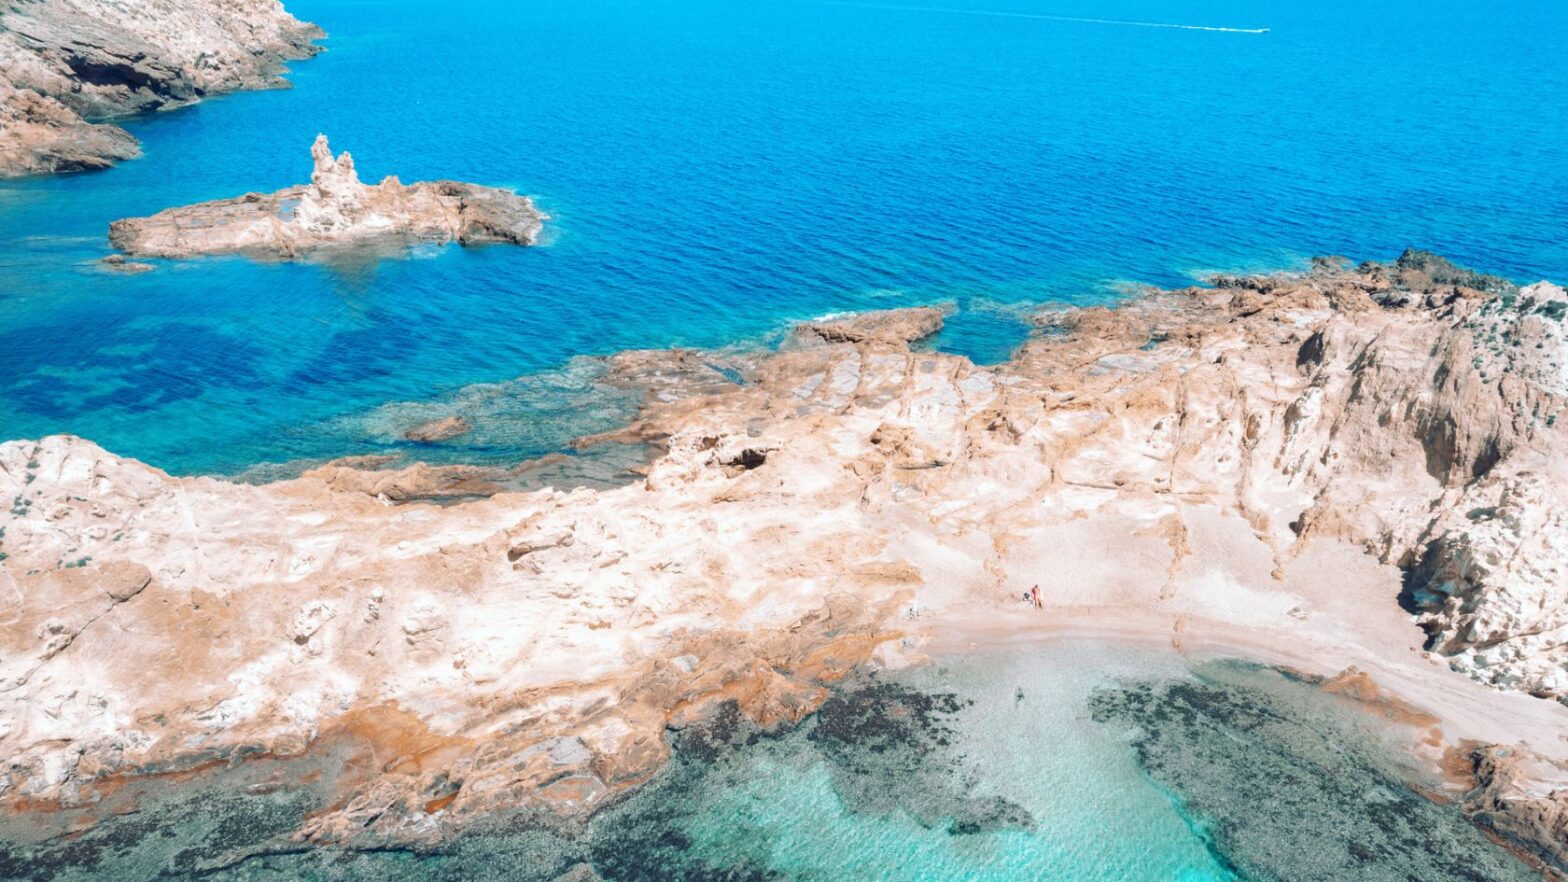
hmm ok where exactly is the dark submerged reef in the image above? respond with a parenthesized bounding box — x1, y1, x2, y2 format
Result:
(0, 677, 1016, 882)
(588, 678, 1035, 880)
(1087, 662, 1538, 882)
(0, 662, 1542, 882)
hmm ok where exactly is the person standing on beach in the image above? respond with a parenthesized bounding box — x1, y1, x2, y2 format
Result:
(1031, 584, 1042, 609)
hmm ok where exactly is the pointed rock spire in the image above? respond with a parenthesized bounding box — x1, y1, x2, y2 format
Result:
(310, 133, 332, 182)
(309, 134, 361, 190)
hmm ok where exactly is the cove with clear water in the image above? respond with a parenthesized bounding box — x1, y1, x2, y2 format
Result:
(0, 644, 1540, 881)
(2, 4, 1566, 877)
(1, 0, 1565, 475)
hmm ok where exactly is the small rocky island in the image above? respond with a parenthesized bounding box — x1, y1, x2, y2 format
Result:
(107, 135, 546, 259)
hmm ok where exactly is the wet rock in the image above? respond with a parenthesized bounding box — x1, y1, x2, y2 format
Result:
(405, 416, 472, 443)
(946, 794, 1036, 836)
(1394, 248, 1515, 294)
(100, 253, 154, 273)
(799, 306, 947, 346)
(551, 865, 604, 882)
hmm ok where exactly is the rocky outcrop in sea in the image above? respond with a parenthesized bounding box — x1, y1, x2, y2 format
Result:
(107, 135, 546, 258)
(0, 0, 322, 177)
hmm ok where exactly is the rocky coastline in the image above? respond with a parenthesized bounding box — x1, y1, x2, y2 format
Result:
(107, 135, 546, 259)
(0, 253, 1565, 874)
(0, 0, 322, 178)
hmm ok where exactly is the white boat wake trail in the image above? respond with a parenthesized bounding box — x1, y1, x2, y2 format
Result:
(805, 0, 1270, 33)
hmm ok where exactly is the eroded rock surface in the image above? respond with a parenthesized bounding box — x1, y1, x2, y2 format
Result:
(0, 81, 140, 175)
(0, 0, 322, 177)
(1462, 744, 1568, 877)
(108, 135, 546, 259)
(1, 253, 1566, 865)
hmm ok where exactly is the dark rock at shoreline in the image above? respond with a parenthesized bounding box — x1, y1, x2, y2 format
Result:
(99, 253, 154, 273)
(1461, 744, 1568, 878)
(1088, 665, 1544, 882)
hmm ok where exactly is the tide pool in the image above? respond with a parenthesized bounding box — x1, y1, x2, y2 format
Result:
(1, 0, 1566, 474)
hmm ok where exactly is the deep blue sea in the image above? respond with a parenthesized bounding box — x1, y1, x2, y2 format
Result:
(1, 5, 1563, 879)
(1, 0, 1565, 474)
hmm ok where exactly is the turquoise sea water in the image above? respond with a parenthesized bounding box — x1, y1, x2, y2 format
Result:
(0, 646, 1539, 881)
(1, 0, 1566, 473)
(1, 4, 1565, 878)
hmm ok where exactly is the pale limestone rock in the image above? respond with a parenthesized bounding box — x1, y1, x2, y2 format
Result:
(2, 253, 1567, 863)
(1414, 469, 1568, 698)
(108, 135, 546, 259)
(0, 0, 322, 177)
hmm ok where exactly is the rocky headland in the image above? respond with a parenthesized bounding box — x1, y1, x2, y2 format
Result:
(0, 253, 1565, 873)
(107, 135, 546, 259)
(0, 0, 322, 177)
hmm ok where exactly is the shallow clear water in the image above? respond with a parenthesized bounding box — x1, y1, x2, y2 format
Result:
(0, 645, 1537, 881)
(1, 0, 1566, 473)
(600, 647, 1234, 881)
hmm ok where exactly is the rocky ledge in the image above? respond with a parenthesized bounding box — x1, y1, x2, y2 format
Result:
(107, 135, 546, 259)
(0, 0, 322, 177)
(1, 252, 1565, 871)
